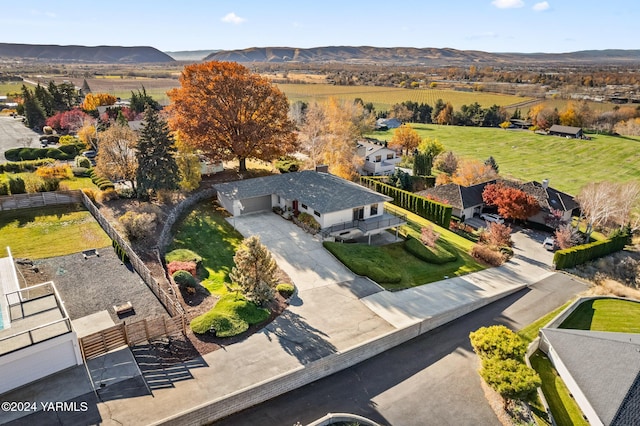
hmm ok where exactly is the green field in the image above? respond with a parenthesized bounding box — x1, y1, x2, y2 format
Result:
(0, 82, 27, 97)
(369, 124, 640, 195)
(275, 83, 535, 112)
(0, 205, 111, 259)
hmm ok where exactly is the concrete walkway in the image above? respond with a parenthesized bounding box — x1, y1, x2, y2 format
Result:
(1, 212, 554, 426)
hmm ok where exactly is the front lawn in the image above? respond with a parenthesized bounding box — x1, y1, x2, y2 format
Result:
(0, 205, 111, 258)
(167, 201, 243, 295)
(559, 298, 640, 332)
(190, 292, 269, 337)
(324, 204, 485, 290)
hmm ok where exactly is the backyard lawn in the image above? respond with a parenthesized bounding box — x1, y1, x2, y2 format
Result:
(559, 298, 640, 332)
(369, 124, 640, 196)
(0, 205, 111, 259)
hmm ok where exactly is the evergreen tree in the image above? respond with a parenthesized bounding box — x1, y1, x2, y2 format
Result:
(484, 156, 499, 174)
(21, 85, 46, 131)
(135, 105, 180, 199)
(34, 84, 54, 117)
(229, 236, 278, 305)
(413, 152, 433, 176)
(130, 86, 160, 114)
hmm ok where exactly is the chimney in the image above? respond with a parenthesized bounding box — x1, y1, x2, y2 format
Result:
(315, 165, 329, 173)
(542, 179, 549, 189)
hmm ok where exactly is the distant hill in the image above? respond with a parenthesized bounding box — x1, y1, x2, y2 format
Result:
(0, 43, 174, 63)
(205, 46, 640, 65)
(165, 50, 220, 61)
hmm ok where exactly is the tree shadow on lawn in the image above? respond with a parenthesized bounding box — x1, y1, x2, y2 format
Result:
(261, 310, 337, 365)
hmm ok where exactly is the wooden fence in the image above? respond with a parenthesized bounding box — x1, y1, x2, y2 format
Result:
(80, 315, 186, 360)
(0, 190, 82, 211)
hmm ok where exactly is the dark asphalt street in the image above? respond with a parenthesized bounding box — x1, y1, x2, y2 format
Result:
(212, 273, 588, 426)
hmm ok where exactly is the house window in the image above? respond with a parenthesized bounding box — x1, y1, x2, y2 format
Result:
(387, 153, 394, 160)
(301, 203, 308, 210)
(375, 155, 382, 163)
(314, 210, 321, 217)
(370, 204, 378, 216)
(277, 196, 281, 204)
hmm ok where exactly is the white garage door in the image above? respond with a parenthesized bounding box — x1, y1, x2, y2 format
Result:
(240, 195, 272, 214)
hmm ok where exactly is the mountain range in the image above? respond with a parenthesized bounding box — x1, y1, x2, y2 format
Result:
(2, 43, 640, 65)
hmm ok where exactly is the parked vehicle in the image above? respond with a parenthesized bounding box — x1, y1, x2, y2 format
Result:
(480, 213, 504, 224)
(542, 237, 557, 251)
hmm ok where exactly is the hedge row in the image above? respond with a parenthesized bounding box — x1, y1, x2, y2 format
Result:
(553, 233, 630, 269)
(89, 168, 115, 191)
(4, 142, 85, 162)
(360, 176, 452, 228)
(0, 158, 55, 173)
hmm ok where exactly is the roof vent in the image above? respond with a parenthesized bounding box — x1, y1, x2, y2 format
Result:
(315, 165, 329, 173)
(542, 179, 549, 189)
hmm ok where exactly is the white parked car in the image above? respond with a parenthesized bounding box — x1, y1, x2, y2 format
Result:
(480, 213, 504, 224)
(542, 237, 557, 251)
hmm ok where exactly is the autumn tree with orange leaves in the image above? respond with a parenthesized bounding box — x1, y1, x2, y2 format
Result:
(482, 183, 540, 221)
(451, 159, 497, 186)
(82, 93, 117, 111)
(389, 124, 421, 155)
(167, 61, 297, 172)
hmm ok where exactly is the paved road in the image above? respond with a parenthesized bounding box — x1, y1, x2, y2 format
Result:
(213, 273, 588, 426)
(0, 116, 40, 162)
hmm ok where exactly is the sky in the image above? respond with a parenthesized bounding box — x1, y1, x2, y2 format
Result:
(1, 0, 638, 54)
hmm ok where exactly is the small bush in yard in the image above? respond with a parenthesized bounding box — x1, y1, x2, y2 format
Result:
(96, 188, 118, 203)
(75, 155, 92, 168)
(165, 249, 203, 265)
(276, 283, 295, 298)
(119, 211, 157, 240)
(172, 270, 196, 290)
(82, 187, 98, 201)
(471, 243, 505, 266)
(167, 261, 197, 277)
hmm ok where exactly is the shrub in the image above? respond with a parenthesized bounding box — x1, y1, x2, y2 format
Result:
(167, 261, 197, 277)
(4, 148, 21, 162)
(471, 243, 505, 266)
(276, 283, 295, 298)
(72, 167, 90, 177)
(165, 249, 203, 265)
(96, 188, 119, 203)
(82, 187, 98, 201)
(420, 224, 440, 248)
(275, 156, 302, 173)
(469, 325, 527, 361)
(7, 175, 26, 194)
(0, 176, 9, 195)
(481, 222, 513, 248)
(59, 135, 79, 145)
(38, 177, 60, 192)
(57, 144, 80, 157)
(74, 155, 92, 168)
(296, 212, 321, 231)
(116, 187, 136, 199)
(0, 158, 54, 173)
(119, 211, 157, 240)
(190, 293, 269, 336)
(172, 270, 196, 290)
(36, 164, 72, 180)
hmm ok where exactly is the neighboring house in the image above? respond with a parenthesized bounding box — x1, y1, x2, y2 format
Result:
(200, 157, 224, 175)
(548, 124, 584, 139)
(509, 118, 532, 129)
(375, 117, 402, 130)
(0, 248, 82, 395)
(416, 178, 578, 225)
(214, 169, 406, 240)
(357, 140, 401, 176)
(539, 298, 640, 426)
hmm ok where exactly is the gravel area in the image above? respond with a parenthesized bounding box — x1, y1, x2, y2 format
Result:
(18, 249, 169, 324)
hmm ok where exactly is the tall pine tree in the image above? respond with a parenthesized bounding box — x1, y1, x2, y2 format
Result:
(135, 105, 179, 199)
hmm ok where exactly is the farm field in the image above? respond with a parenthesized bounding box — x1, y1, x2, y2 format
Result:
(275, 83, 535, 112)
(369, 124, 640, 195)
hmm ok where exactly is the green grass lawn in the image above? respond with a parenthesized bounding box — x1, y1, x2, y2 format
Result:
(168, 201, 276, 337)
(0, 205, 111, 259)
(167, 201, 243, 295)
(59, 176, 98, 190)
(325, 204, 484, 290)
(559, 298, 640, 332)
(368, 124, 640, 196)
(530, 351, 589, 426)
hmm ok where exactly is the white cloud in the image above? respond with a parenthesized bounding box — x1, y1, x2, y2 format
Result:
(221, 12, 246, 25)
(491, 0, 525, 8)
(532, 1, 550, 11)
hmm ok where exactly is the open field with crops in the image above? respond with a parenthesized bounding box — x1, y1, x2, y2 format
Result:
(275, 83, 535, 112)
(369, 124, 640, 195)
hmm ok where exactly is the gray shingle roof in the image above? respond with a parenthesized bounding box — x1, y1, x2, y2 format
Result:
(541, 328, 640, 425)
(549, 124, 583, 135)
(214, 171, 391, 214)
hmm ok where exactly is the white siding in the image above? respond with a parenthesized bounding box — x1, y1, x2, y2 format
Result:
(322, 209, 353, 229)
(0, 332, 82, 394)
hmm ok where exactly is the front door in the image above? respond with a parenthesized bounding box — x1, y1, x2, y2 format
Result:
(353, 207, 364, 221)
(293, 200, 299, 212)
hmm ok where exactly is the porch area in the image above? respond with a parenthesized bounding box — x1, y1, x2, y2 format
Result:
(321, 210, 407, 243)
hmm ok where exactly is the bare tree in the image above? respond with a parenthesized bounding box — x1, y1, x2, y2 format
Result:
(95, 124, 138, 190)
(576, 181, 639, 240)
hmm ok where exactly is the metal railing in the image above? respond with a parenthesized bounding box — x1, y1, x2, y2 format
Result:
(0, 317, 73, 356)
(321, 210, 407, 237)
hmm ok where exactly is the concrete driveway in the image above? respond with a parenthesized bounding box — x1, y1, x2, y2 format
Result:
(511, 227, 555, 269)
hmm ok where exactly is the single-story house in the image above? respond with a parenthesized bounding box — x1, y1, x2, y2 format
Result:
(0, 248, 82, 395)
(509, 118, 533, 129)
(538, 298, 640, 426)
(357, 140, 401, 176)
(416, 178, 578, 225)
(375, 117, 402, 130)
(214, 169, 406, 240)
(548, 124, 584, 139)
